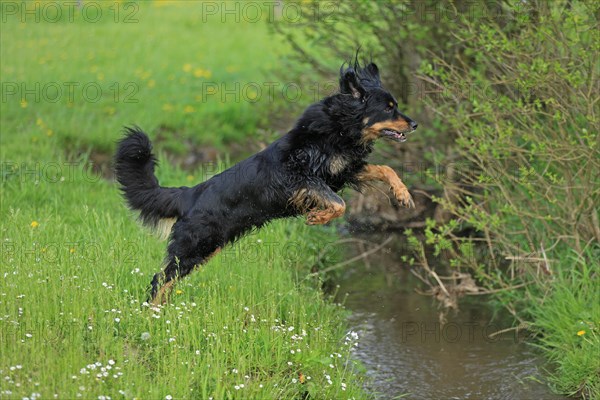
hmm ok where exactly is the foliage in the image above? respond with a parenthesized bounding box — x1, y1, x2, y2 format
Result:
(413, 0, 599, 307)
(420, 0, 599, 260)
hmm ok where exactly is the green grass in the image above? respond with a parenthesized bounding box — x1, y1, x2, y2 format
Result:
(1, 2, 368, 398)
(528, 251, 600, 399)
(1, 159, 366, 398)
(1, 1, 283, 158)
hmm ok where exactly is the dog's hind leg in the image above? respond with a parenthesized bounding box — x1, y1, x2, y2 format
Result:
(290, 182, 346, 225)
(150, 248, 221, 305)
(149, 219, 223, 305)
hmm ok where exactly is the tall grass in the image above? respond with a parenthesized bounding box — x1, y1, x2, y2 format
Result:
(528, 251, 600, 399)
(1, 157, 367, 399)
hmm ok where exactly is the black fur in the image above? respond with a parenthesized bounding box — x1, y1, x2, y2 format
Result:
(114, 129, 190, 229)
(114, 60, 417, 301)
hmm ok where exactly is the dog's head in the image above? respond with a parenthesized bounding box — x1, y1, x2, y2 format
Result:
(339, 61, 417, 144)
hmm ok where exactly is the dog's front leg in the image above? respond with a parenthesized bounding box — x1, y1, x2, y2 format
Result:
(289, 183, 346, 225)
(356, 164, 415, 208)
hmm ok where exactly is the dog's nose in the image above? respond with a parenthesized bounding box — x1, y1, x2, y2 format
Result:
(410, 120, 418, 130)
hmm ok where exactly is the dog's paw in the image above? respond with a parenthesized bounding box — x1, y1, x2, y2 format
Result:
(392, 185, 415, 208)
(306, 202, 345, 225)
(306, 211, 328, 225)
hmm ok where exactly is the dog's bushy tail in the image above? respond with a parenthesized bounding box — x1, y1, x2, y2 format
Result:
(115, 127, 187, 237)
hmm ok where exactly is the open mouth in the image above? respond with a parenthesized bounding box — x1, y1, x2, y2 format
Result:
(380, 128, 412, 142)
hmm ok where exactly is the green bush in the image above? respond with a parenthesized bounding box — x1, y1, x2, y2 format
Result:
(420, 0, 599, 260)
(416, 0, 600, 395)
(415, 0, 598, 303)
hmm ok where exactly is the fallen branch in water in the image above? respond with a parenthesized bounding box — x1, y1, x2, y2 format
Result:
(465, 282, 530, 295)
(488, 322, 530, 338)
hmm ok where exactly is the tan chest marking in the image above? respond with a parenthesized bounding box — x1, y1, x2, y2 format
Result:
(329, 154, 348, 175)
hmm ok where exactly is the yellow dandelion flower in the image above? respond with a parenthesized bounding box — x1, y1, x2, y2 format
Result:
(577, 330, 586, 336)
(70, 248, 75, 254)
(153, 0, 172, 7)
(183, 63, 192, 72)
(20, 100, 28, 108)
(46, 129, 53, 137)
(36, 118, 44, 126)
(30, 221, 39, 228)
(183, 105, 195, 113)
(247, 89, 258, 101)
(206, 87, 217, 95)
(176, 290, 183, 295)
(186, 175, 194, 182)
(162, 103, 173, 112)
(191, 69, 211, 78)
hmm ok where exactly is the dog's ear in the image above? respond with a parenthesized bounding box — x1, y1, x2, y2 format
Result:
(340, 68, 365, 100)
(365, 63, 380, 80)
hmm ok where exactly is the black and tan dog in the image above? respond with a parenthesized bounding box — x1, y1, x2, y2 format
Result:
(115, 60, 417, 304)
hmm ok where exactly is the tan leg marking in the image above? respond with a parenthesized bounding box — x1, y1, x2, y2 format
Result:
(329, 154, 348, 175)
(290, 188, 346, 225)
(356, 164, 414, 208)
(306, 200, 346, 225)
(151, 247, 222, 306)
(151, 280, 175, 306)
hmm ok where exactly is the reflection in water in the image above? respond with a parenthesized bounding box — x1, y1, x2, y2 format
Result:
(337, 253, 566, 399)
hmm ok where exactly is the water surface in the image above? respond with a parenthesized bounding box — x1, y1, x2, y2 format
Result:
(337, 244, 565, 400)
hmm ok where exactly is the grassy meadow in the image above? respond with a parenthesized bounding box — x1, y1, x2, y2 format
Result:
(1, 1, 367, 398)
(1, 0, 283, 158)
